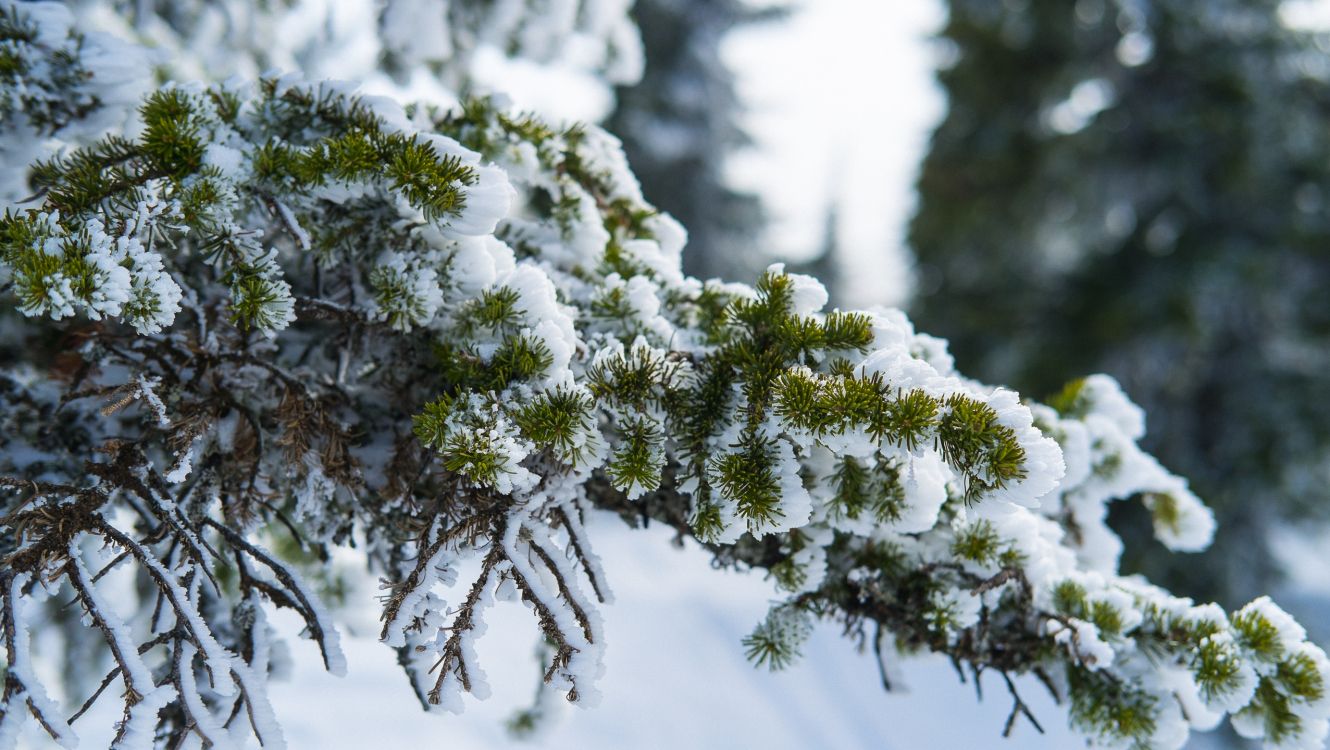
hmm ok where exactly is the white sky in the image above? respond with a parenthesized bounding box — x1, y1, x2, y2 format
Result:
(1282, 0, 1330, 28)
(724, 0, 947, 309)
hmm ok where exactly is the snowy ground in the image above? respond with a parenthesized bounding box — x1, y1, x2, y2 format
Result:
(268, 514, 1084, 750)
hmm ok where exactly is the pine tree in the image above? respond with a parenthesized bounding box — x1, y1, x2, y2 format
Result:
(909, 0, 1330, 614)
(606, 0, 773, 283)
(0, 2, 1327, 749)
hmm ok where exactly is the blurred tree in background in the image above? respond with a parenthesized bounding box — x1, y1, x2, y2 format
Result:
(607, 0, 775, 282)
(910, 0, 1330, 612)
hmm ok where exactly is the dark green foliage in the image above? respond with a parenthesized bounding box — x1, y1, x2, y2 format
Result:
(909, 0, 1330, 609)
(937, 394, 1026, 503)
(606, 416, 663, 495)
(689, 283, 738, 344)
(1191, 635, 1248, 705)
(710, 435, 784, 526)
(829, 457, 907, 524)
(279, 129, 474, 221)
(1233, 606, 1287, 663)
(952, 519, 1002, 565)
(428, 334, 555, 395)
(1277, 650, 1326, 703)
(513, 387, 598, 467)
(1053, 579, 1089, 617)
(31, 81, 476, 225)
(228, 273, 289, 330)
(489, 335, 554, 386)
(880, 389, 940, 451)
(413, 395, 518, 488)
(821, 311, 875, 351)
(455, 287, 524, 337)
(411, 395, 455, 450)
(140, 89, 206, 178)
(586, 343, 684, 409)
(742, 605, 810, 671)
(589, 284, 635, 324)
(687, 484, 727, 544)
(828, 456, 872, 519)
(1243, 678, 1302, 745)
(1068, 667, 1159, 747)
(30, 136, 142, 216)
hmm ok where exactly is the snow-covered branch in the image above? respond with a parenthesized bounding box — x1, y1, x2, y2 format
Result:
(0, 2, 1325, 749)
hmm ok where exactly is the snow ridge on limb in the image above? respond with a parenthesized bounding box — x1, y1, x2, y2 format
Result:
(0, 9, 1325, 750)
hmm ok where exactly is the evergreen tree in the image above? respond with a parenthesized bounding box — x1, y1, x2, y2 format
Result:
(910, 0, 1330, 611)
(606, 0, 772, 282)
(0, 2, 1327, 749)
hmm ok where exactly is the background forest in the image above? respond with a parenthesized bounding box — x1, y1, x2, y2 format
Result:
(631, 0, 1330, 648)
